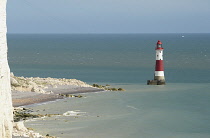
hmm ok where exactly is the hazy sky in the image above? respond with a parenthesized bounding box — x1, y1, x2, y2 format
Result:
(7, 0, 210, 34)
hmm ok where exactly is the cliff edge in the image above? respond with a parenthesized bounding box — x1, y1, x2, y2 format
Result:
(0, 0, 13, 137)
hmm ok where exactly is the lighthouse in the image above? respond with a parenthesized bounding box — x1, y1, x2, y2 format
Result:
(147, 40, 166, 85)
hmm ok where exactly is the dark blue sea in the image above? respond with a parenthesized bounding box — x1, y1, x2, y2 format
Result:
(8, 34, 210, 138)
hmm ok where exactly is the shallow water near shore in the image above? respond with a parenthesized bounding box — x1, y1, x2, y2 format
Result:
(8, 33, 210, 137)
(24, 83, 210, 138)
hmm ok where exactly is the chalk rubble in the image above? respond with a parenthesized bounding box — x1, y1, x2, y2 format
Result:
(11, 74, 93, 94)
(13, 122, 46, 138)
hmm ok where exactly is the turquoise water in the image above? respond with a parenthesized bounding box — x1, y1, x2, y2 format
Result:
(25, 83, 210, 138)
(8, 34, 210, 137)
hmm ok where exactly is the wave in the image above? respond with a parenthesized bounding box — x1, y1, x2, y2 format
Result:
(63, 110, 86, 116)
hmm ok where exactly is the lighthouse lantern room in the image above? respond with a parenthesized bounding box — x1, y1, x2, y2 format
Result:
(147, 40, 166, 85)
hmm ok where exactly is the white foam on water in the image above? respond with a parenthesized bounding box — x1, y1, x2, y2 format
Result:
(63, 110, 86, 116)
(126, 105, 138, 110)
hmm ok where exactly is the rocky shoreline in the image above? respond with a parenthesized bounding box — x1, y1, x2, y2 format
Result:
(11, 72, 93, 94)
(11, 73, 125, 137)
(11, 73, 104, 107)
(13, 107, 58, 138)
(11, 73, 105, 138)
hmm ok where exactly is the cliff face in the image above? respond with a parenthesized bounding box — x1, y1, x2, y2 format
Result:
(0, 0, 13, 137)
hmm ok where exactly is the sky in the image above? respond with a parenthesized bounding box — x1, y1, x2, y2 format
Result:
(6, 0, 210, 34)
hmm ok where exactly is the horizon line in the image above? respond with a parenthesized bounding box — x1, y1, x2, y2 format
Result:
(7, 32, 210, 35)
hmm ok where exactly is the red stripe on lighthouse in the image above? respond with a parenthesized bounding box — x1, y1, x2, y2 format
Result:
(155, 60, 164, 71)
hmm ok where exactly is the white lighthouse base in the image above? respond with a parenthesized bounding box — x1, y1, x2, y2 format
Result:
(147, 71, 166, 85)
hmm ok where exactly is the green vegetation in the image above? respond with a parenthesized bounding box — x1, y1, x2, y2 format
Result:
(45, 134, 57, 138)
(59, 94, 83, 98)
(92, 84, 125, 91)
(13, 108, 62, 122)
(27, 127, 34, 131)
(45, 114, 61, 117)
(14, 110, 40, 122)
(118, 88, 125, 91)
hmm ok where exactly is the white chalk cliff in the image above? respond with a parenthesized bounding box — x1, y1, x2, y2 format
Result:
(0, 0, 13, 137)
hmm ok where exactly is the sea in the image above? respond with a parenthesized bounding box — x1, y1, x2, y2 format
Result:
(8, 33, 210, 138)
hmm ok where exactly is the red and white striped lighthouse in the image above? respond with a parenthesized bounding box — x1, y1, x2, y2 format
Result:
(147, 40, 166, 85)
(154, 40, 165, 82)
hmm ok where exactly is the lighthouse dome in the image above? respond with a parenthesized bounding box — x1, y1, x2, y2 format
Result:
(157, 40, 162, 45)
(156, 40, 163, 50)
